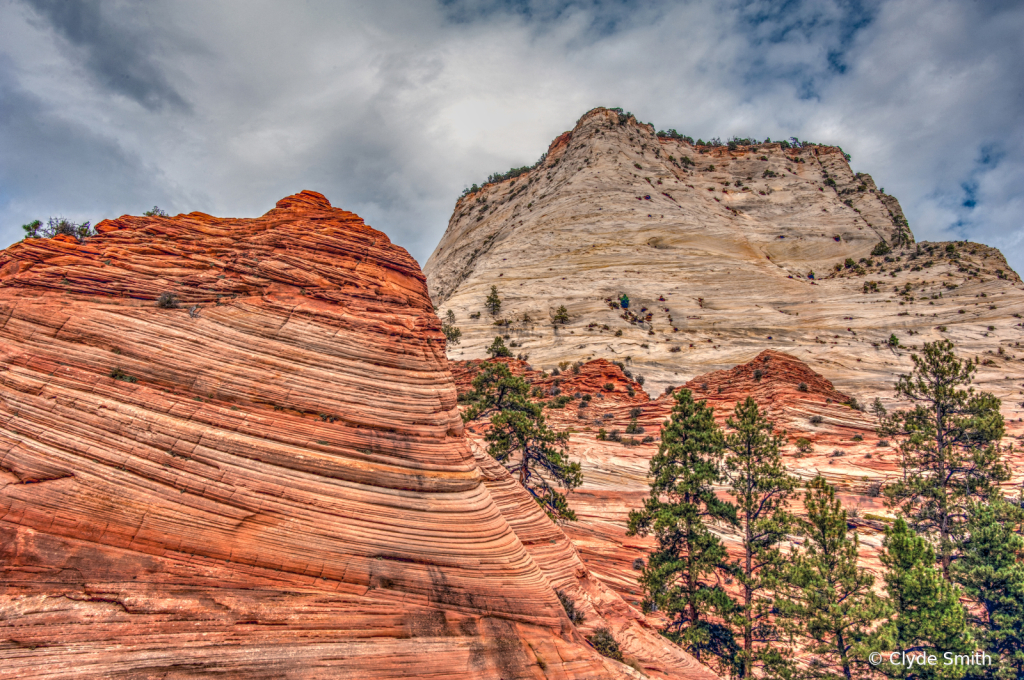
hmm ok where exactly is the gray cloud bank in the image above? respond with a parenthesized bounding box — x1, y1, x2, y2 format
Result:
(0, 0, 1021, 272)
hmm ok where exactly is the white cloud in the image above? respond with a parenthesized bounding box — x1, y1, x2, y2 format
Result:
(0, 0, 1021, 272)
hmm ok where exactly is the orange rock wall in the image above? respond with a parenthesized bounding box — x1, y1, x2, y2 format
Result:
(0, 192, 640, 679)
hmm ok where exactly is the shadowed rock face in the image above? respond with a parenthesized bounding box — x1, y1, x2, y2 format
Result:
(0, 192, 651, 679)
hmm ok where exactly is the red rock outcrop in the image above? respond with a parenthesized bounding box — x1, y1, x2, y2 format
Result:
(0, 192, 648, 679)
(456, 349, 902, 665)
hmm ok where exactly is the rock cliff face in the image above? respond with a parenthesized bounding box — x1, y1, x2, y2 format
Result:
(424, 108, 1024, 422)
(0, 192, 668, 679)
(427, 111, 1024, 676)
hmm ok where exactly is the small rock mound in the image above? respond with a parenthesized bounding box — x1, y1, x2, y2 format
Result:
(682, 349, 852, 406)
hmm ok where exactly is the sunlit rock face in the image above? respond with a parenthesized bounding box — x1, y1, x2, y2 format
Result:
(424, 108, 1024, 419)
(0, 191, 657, 679)
(429, 110, 1024, 675)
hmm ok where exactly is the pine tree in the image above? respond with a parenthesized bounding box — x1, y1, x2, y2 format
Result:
(485, 285, 502, 315)
(485, 336, 512, 358)
(777, 476, 890, 679)
(881, 339, 1008, 579)
(441, 309, 461, 347)
(461, 362, 581, 522)
(952, 499, 1024, 679)
(553, 305, 570, 324)
(723, 397, 798, 678)
(626, 389, 738, 674)
(878, 518, 973, 680)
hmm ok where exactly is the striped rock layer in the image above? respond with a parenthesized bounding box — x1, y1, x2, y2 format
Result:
(424, 107, 1024, 423)
(0, 192, 692, 679)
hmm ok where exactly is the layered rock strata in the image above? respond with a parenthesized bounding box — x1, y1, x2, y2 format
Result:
(0, 192, 657, 679)
(425, 108, 1024, 427)
(452, 350, 979, 637)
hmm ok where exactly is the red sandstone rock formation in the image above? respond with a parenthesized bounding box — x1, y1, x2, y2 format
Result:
(0, 192, 664, 679)
(455, 349, 902, 660)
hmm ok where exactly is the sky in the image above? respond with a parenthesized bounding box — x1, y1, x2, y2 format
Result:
(1, 0, 1022, 272)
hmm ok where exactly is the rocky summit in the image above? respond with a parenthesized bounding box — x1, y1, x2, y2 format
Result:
(424, 107, 1024, 420)
(0, 191, 715, 679)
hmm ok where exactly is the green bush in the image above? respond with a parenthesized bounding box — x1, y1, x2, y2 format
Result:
(587, 628, 623, 662)
(603, 383, 615, 392)
(871, 241, 892, 257)
(796, 437, 813, 453)
(23, 217, 95, 241)
(157, 292, 180, 309)
(557, 589, 585, 625)
(109, 367, 137, 383)
(486, 336, 512, 358)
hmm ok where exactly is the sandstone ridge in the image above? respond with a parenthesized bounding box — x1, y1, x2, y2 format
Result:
(0, 192, 681, 679)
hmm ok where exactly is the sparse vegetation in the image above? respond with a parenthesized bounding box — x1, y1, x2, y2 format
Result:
(22, 217, 95, 241)
(485, 285, 502, 315)
(557, 589, 585, 625)
(441, 310, 462, 346)
(157, 292, 180, 309)
(109, 367, 137, 383)
(485, 336, 512, 358)
(587, 628, 624, 662)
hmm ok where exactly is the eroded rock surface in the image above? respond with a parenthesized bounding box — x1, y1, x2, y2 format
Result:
(0, 192, 656, 679)
(425, 108, 1024, 427)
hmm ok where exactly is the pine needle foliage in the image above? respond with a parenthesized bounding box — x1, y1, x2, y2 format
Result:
(485, 285, 502, 315)
(881, 339, 1008, 578)
(777, 476, 890, 679)
(627, 389, 738, 673)
(723, 397, 798, 678)
(877, 518, 973, 680)
(462, 362, 581, 522)
(953, 500, 1024, 679)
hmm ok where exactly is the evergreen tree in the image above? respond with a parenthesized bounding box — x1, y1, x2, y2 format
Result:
(953, 500, 1024, 679)
(485, 285, 502, 315)
(553, 305, 570, 325)
(723, 397, 798, 678)
(462, 362, 581, 522)
(878, 518, 973, 680)
(441, 310, 461, 347)
(461, 361, 530, 421)
(626, 390, 738, 674)
(777, 476, 890, 679)
(881, 339, 1008, 578)
(486, 336, 512, 358)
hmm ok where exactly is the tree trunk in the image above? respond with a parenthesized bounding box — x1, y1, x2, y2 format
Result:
(836, 629, 852, 680)
(743, 518, 753, 678)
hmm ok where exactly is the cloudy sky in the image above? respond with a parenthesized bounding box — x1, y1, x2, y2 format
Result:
(1, 0, 1021, 271)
